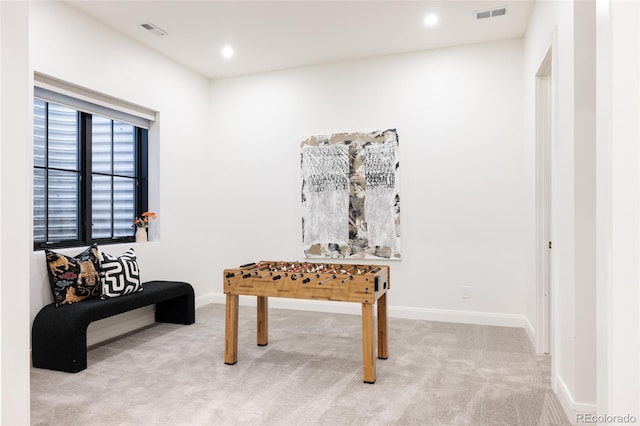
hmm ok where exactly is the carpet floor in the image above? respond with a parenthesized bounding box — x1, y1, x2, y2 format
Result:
(31, 304, 570, 425)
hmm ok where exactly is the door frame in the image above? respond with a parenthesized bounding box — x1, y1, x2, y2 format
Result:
(535, 47, 553, 355)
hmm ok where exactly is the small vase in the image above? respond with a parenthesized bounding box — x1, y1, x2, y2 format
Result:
(135, 227, 147, 243)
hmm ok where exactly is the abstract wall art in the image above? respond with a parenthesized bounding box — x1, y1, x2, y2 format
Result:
(301, 129, 400, 260)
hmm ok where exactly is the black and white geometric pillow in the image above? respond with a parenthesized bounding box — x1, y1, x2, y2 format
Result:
(100, 248, 143, 299)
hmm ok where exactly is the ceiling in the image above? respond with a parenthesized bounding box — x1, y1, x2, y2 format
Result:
(66, 1, 535, 79)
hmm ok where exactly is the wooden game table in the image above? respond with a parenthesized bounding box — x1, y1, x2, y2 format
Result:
(222, 261, 390, 383)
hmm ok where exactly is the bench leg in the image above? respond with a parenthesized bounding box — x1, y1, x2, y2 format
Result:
(156, 294, 195, 324)
(32, 319, 89, 373)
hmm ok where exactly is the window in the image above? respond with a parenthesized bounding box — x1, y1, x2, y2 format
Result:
(33, 98, 148, 250)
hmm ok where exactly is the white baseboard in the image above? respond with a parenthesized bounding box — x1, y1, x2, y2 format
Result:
(522, 318, 536, 346)
(206, 292, 533, 330)
(87, 306, 155, 346)
(84, 292, 534, 348)
(85, 293, 217, 347)
(387, 305, 534, 330)
(196, 292, 217, 308)
(555, 375, 597, 425)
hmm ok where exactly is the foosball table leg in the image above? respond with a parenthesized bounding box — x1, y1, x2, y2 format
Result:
(377, 292, 388, 359)
(224, 294, 239, 365)
(361, 302, 376, 384)
(257, 296, 268, 346)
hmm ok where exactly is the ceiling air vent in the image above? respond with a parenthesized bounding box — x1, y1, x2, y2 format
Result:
(492, 8, 507, 17)
(475, 7, 507, 20)
(140, 22, 167, 36)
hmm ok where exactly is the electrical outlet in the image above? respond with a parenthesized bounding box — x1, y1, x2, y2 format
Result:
(462, 286, 471, 299)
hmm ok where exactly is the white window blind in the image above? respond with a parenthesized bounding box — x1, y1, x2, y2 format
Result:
(34, 72, 156, 129)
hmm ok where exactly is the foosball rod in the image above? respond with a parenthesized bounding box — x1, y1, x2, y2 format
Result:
(318, 275, 336, 285)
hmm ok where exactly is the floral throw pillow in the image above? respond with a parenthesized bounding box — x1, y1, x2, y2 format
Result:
(45, 243, 102, 307)
(100, 248, 142, 299)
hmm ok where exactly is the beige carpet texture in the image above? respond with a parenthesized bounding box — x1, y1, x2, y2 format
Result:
(31, 304, 570, 425)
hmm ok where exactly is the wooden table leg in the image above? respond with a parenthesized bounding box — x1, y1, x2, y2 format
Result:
(362, 302, 376, 384)
(257, 296, 268, 346)
(377, 292, 388, 359)
(224, 294, 239, 365)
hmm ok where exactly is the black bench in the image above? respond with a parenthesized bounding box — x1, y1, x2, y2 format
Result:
(32, 280, 195, 373)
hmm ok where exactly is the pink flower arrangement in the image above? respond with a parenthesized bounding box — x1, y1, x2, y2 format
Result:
(134, 211, 157, 228)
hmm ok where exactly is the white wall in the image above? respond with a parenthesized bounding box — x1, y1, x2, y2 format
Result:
(0, 1, 31, 424)
(598, 0, 640, 418)
(573, 0, 597, 410)
(29, 2, 213, 340)
(524, 1, 640, 418)
(524, 0, 585, 417)
(19, 1, 640, 422)
(208, 39, 531, 328)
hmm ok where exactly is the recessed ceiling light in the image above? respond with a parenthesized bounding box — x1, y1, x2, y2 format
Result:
(221, 45, 234, 59)
(423, 14, 439, 27)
